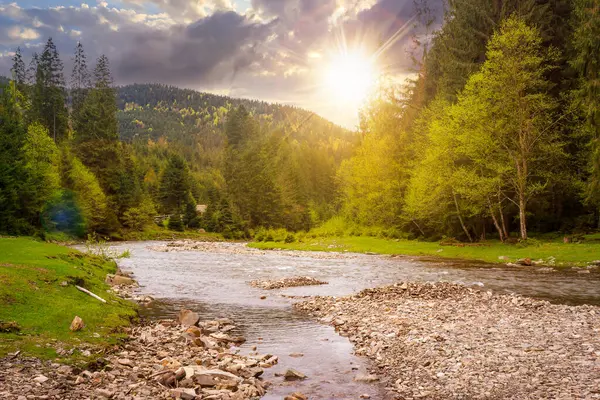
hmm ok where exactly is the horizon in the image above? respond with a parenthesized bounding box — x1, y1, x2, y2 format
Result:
(0, 0, 438, 128)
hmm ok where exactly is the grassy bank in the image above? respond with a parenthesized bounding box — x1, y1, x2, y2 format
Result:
(0, 237, 137, 361)
(249, 236, 600, 267)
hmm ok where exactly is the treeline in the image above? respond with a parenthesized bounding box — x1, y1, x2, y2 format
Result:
(1, 40, 355, 238)
(338, 0, 599, 241)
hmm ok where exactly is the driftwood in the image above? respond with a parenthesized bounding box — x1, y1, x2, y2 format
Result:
(75, 285, 107, 303)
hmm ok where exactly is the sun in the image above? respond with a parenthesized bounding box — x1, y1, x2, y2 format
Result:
(323, 51, 377, 106)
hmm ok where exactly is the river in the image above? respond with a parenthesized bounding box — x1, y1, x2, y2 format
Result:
(103, 241, 600, 399)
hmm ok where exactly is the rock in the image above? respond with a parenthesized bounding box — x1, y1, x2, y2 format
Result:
(69, 316, 84, 331)
(284, 369, 306, 381)
(360, 395, 371, 399)
(171, 388, 196, 400)
(185, 326, 203, 337)
(400, 282, 408, 290)
(191, 369, 243, 387)
(105, 274, 136, 286)
(95, 388, 114, 398)
(117, 358, 134, 367)
(33, 375, 48, 384)
(57, 365, 72, 375)
(516, 258, 532, 266)
(260, 295, 267, 300)
(284, 392, 307, 400)
(178, 309, 200, 327)
(289, 352, 304, 358)
(354, 374, 379, 383)
(60, 281, 68, 287)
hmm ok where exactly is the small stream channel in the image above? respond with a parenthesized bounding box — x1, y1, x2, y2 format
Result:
(104, 241, 600, 399)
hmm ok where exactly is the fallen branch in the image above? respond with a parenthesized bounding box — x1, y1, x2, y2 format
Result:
(75, 285, 107, 303)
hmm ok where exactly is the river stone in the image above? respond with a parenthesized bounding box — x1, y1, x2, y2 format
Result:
(33, 375, 48, 384)
(284, 369, 306, 381)
(70, 316, 84, 331)
(105, 274, 136, 286)
(516, 258, 532, 266)
(354, 373, 379, 383)
(178, 309, 200, 327)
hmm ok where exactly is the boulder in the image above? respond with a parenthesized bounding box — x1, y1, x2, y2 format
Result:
(70, 316, 84, 332)
(178, 309, 200, 327)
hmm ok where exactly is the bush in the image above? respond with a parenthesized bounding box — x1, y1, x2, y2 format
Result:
(284, 233, 296, 243)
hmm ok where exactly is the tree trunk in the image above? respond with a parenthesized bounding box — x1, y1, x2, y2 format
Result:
(519, 192, 527, 240)
(412, 219, 426, 237)
(488, 200, 504, 242)
(453, 191, 473, 242)
(498, 196, 509, 239)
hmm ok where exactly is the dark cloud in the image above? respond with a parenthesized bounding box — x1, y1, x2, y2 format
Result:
(117, 11, 275, 85)
(0, 0, 443, 126)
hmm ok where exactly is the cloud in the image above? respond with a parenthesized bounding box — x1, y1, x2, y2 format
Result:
(0, 0, 442, 127)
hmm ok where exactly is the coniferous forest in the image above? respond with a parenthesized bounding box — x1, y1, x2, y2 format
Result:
(1, 0, 599, 242)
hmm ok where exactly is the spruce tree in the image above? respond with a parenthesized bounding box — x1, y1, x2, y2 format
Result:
(11, 47, 26, 86)
(75, 55, 118, 142)
(70, 41, 90, 117)
(27, 53, 38, 85)
(30, 38, 69, 142)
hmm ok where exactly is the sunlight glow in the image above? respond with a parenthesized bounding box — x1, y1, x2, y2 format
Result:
(323, 51, 376, 106)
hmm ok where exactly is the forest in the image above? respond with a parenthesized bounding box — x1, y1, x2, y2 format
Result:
(0, 0, 598, 243)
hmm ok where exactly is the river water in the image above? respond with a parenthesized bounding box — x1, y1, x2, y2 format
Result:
(103, 241, 600, 399)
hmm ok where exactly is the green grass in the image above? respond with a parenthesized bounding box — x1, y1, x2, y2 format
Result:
(249, 236, 600, 267)
(0, 237, 138, 361)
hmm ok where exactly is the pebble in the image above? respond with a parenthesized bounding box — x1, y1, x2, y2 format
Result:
(295, 282, 600, 399)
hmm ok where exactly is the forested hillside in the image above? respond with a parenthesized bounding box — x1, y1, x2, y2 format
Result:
(0, 40, 355, 239)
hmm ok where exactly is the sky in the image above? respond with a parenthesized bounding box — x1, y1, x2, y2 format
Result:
(0, 0, 439, 128)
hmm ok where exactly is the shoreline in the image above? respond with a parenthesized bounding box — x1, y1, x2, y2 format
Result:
(294, 282, 600, 399)
(249, 236, 600, 269)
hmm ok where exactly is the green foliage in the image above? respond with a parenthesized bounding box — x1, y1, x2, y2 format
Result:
(158, 153, 191, 213)
(167, 213, 184, 232)
(21, 123, 60, 225)
(122, 198, 156, 231)
(61, 151, 108, 233)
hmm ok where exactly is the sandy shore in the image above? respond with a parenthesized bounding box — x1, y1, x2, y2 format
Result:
(295, 282, 600, 399)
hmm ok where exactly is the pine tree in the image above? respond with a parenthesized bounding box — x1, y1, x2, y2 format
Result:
(27, 53, 39, 85)
(71, 42, 90, 117)
(74, 55, 118, 142)
(11, 47, 26, 86)
(30, 38, 69, 142)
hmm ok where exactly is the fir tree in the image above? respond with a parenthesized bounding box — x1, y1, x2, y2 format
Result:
(30, 38, 69, 142)
(70, 41, 90, 117)
(11, 47, 26, 86)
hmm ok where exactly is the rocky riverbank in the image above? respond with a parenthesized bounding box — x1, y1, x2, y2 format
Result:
(295, 282, 600, 399)
(0, 313, 281, 400)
